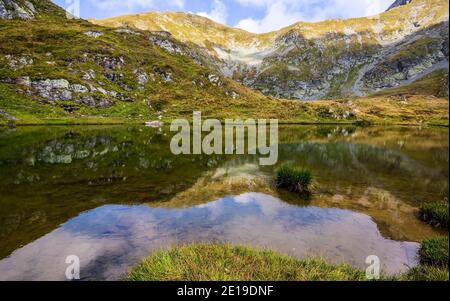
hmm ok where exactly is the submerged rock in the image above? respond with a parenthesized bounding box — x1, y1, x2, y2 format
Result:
(145, 121, 164, 128)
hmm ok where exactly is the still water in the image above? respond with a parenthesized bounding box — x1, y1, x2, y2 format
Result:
(0, 125, 448, 280)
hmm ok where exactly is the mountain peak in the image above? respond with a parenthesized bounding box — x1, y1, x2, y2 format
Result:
(387, 0, 413, 11)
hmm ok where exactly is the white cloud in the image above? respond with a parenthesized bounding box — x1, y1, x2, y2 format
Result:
(234, 0, 393, 33)
(196, 0, 228, 25)
(89, 0, 185, 14)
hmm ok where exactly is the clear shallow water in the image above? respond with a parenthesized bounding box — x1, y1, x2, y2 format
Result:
(0, 125, 448, 280)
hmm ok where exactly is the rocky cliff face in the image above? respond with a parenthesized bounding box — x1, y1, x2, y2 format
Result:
(0, 2, 266, 124)
(387, 0, 413, 11)
(95, 0, 449, 100)
(0, 0, 36, 19)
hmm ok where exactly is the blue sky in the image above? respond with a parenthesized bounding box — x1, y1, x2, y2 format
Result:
(53, 0, 394, 33)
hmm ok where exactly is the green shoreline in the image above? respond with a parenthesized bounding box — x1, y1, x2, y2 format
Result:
(1, 118, 449, 127)
(127, 243, 449, 281)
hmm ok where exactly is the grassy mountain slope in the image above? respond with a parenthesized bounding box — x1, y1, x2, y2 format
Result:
(0, 0, 288, 124)
(95, 0, 449, 100)
(0, 0, 448, 126)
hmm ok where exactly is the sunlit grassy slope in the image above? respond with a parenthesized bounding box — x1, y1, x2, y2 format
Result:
(0, 0, 448, 126)
(94, 0, 448, 48)
(93, 0, 449, 101)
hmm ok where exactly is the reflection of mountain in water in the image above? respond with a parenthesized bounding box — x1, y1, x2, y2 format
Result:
(0, 193, 419, 281)
(279, 141, 448, 203)
(0, 125, 448, 261)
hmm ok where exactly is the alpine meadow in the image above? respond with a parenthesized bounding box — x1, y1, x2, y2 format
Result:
(0, 0, 448, 285)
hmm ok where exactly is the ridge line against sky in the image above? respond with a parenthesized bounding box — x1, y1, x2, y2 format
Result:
(53, 0, 394, 33)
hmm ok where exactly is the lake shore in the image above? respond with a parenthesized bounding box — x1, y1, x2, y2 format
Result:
(127, 243, 449, 281)
(1, 95, 449, 127)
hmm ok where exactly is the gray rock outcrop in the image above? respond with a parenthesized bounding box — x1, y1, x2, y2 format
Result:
(0, 0, 36, 20)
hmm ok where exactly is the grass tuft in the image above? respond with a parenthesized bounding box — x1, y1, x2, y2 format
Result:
(402, 265, 449, 281)
(128, 243, 449, 281)
(127, 244, 366, 281)
(276, 165, 313, 195)
(419, 237, 449, 267)
(419, 201, 449, 228)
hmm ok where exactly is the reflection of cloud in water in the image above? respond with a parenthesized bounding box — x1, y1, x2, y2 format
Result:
(0, 193, 419, 280)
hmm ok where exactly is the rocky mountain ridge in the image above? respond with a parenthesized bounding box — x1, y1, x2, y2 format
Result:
(94, 0, 449, 100)
(0, 0, 35, 19)
(387, 0, 413, 11)
(0, 0, 448, 126)
(1, 0, 282, 124)
(0, 0, 62, 19)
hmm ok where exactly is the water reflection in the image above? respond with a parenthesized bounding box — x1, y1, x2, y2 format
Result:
(0, 125, 448, 278)
(0, 193, 419, 280)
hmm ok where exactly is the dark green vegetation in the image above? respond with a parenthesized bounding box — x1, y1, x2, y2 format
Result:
(401, 265, 449, 281)
(0, 125, 222, 258)
(420, 201, 449, 228)
(127, 244, 367, 281)
(418, 237, 449, 267)
(401, 237, 450, 281)
(276, 165, 313, 194)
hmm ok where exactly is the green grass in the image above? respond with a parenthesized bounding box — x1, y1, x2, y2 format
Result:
(419, 237, 449, 267)
(402, 237, 450, 281)
(127, 244, 367, 281)
(420, 201, 449, 228)
(401, 265, 449, 281)
(127, 243, 450, 281)
(276, 165, 313, 194)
